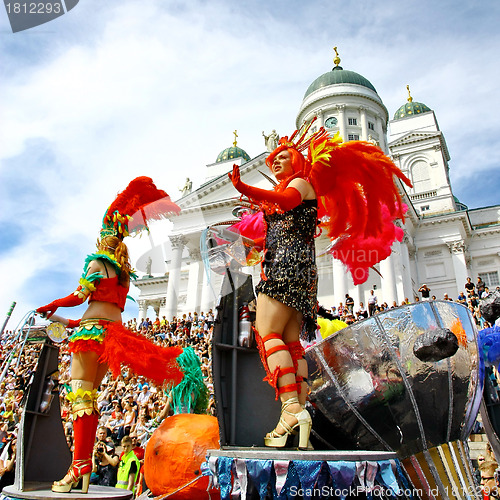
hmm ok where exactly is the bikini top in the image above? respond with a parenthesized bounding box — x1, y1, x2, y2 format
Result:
(89, 276, 129, 311)
(81, 252, 135, 311)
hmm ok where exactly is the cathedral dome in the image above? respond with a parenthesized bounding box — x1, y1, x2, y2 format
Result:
(394, 86, 432, 120)
(394, 101, 432, 120)
(304, 66, 377, 98)
(454, 195, 468, 211)
(216, 145, 250, 163)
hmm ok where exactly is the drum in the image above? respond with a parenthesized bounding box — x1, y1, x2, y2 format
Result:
(306, 300, 482, 458)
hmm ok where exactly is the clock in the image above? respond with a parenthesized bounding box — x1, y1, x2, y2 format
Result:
(325, 116, 338, 129)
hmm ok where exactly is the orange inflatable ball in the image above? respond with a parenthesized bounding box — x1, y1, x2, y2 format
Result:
(144, 413, 220, 499)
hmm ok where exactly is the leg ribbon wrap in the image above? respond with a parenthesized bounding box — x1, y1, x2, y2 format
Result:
(67, 380, 100, 463)
(255, 331, 298, 400)
(288, 341, 307, 394)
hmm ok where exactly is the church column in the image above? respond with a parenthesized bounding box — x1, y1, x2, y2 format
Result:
(200, 265, 215, 314)
(380, 251, 397, 306)
(186, 249, 204, 313)
(337, 104, 347, 142)
(400, 236, 414, 302)
(351, 281, 363, 312)
(332, 257, 348, 309)
(165, 235, 186, 321)
(359, 106, 368, 141)
(392, 240, 406, 306)
(138, 300, 148, 322)
(375, 116, 387, 153)
(152, 300, 161, 318)
(446, 240, 468, 295)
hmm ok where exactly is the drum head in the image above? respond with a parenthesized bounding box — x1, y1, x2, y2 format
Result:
(47, 322, 68, 343)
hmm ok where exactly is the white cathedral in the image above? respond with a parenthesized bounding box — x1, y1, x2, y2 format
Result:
(134, 56, 500, 321)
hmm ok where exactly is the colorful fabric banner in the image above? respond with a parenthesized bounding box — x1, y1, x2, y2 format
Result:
(246, 459, 273, 499)
(203, 455, 410, 499)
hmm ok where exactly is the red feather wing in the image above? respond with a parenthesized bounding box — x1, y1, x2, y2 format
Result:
(309, 140, 411, 284)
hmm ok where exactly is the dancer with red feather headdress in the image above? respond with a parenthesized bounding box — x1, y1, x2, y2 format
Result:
(228, 119, 411, 449)
(37, 177, 183, 493)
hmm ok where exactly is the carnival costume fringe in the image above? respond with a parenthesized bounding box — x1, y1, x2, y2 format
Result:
(69, 321, 183, 386)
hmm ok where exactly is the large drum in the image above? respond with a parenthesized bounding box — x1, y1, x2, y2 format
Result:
(306, 300, 482, 458)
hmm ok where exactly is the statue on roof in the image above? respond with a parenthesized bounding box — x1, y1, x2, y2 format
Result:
(179, 177, 192, 196)
(146, 256, 152, 276)
(262, 129, 279, 152)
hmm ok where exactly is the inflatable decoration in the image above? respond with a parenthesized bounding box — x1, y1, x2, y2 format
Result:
(144, 414, 220, 499)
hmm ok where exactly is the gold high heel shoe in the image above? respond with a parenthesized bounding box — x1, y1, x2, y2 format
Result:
(264, 397, 312, 449)
(52, 459, 92, 493)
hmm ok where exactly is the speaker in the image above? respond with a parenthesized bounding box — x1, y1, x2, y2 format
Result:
(212, 270, 280, 447)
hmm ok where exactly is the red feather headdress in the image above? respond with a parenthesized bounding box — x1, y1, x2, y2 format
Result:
(101, 176, 181, 239)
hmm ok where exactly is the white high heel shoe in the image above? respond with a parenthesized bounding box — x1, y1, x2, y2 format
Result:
(264, 397, 312, 449)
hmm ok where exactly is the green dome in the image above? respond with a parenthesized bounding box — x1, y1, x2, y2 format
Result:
(454, 195, 468, 211)
(216, 145, 250, 163)
(304, 66, 377, 98)
(394, 101, 432, 120)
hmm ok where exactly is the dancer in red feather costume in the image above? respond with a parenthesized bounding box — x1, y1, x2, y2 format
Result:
(37, 177, 183, 493)
(228, 119, 412, 448)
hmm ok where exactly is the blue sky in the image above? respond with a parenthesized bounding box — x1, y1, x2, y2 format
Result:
(1, 0, 499, 327)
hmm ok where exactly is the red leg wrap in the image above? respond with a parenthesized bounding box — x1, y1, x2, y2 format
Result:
(266, 344, 290, 356)
(255, 330, 299, 400)
(288, 341, 305, 371)
(73, 412, 99, 462)
(261, 333, 283, 343)
(278, 383, 298, 395)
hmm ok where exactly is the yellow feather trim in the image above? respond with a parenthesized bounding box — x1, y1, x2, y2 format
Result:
(310, 132, 343, 167)
(79, 277, 97, 292)
(96, 250, 121, 268)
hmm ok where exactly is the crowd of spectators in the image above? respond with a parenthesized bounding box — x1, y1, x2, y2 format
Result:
(0, 342, 41, 489)
(0, 310, 216, 493)
(328, 278, 499, 329)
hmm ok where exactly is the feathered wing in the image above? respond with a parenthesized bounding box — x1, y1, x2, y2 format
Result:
(308, 137, 412, 284)
(103, 176, 181, 236)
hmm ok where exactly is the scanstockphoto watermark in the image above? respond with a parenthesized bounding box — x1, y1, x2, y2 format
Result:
(3, 0, 79, 33)
(288, 485, 484, 497)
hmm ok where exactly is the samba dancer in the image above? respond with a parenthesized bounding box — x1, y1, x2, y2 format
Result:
(37, 177, 184, 493)
(229, 120, 411, 448)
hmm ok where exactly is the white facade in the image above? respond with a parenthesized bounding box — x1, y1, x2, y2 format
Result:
(134, 67, 500, 320)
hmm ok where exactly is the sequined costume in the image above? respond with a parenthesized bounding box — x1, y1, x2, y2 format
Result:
(256, 199, 318, 339)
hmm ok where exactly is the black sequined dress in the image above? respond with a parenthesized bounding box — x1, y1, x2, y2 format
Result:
(255, 199, 318, 340)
